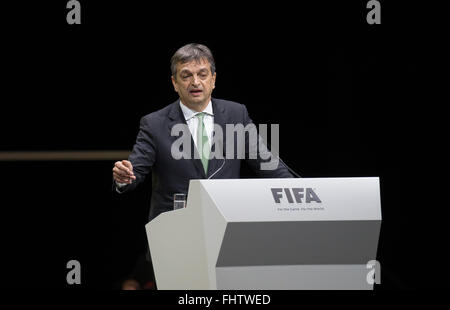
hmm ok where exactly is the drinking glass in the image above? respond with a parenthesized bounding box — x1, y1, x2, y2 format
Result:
(173, 193, 187, 210)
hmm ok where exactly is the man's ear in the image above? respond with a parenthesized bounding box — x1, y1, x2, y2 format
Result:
(212, 72, 216, 89)
(171, 75, 178, 92)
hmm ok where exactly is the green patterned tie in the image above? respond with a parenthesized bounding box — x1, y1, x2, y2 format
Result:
(196, 112, 210, 174)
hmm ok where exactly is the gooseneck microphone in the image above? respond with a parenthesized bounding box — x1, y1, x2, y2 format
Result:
(206, 139, 301, 179)
(277, 156, 302, 178)
(207, 141, 226, 179)
(207, 157, 226, 179)
(207, 156, 299, 179)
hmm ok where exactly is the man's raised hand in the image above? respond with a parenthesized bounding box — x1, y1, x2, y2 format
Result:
(113, 160, 136, 184)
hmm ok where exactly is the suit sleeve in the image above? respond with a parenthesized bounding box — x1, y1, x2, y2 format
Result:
(242, 105, 294, 178)
(114, 116, 157, 193)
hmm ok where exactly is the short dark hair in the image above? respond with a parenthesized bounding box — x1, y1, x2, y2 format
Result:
(170, 43, 216, 78)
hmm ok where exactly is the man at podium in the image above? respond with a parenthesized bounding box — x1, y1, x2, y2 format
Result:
(112, 43, 293, 221)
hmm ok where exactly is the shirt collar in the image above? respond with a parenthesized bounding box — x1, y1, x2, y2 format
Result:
(179, 100, 213, 121)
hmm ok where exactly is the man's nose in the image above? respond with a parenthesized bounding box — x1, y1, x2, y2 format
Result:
(191, 75, 200, 86)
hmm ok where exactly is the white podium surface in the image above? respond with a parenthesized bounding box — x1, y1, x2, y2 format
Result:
(145, 177, 382, 290)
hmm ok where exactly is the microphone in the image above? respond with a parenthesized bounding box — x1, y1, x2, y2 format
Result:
(207, 140, 226, 179)
(207, 155, 299, 179)
(208, 157, 226, 179)
(277, 156, 302, 178)
(260, 137, 301, 178)
(258, 138, 302, 178)
(206, 141, 301, 179)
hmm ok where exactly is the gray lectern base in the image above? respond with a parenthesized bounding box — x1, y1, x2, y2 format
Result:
(146, 178, 381, 290)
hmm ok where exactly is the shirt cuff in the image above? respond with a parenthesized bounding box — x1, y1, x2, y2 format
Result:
(116, 182, 127, 188)
(115, 182, 128, 193)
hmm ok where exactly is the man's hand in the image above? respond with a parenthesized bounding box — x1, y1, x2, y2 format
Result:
(113, 160, 136, 184)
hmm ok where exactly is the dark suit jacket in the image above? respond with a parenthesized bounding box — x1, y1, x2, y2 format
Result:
(117, 98, 293, 221)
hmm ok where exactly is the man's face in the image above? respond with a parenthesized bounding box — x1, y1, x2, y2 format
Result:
(171, 58, 216, 109)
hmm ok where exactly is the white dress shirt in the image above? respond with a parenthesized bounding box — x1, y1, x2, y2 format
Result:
(179, 100, 214, 147)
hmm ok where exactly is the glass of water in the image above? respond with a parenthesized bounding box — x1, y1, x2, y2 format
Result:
(173, 193, 187, 210)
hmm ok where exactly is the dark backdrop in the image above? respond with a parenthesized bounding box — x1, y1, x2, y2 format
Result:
(0, 1, 446, 290)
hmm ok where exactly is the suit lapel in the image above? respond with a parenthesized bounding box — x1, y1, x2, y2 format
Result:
(167, 100, 206, 178)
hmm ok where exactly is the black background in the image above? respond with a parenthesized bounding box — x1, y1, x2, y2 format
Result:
(0, 0, 447, 292)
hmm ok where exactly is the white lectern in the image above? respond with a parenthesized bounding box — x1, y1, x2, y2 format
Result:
(145, 177, 381, 290)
